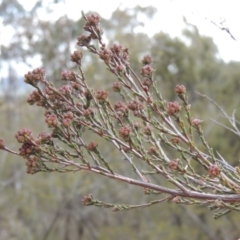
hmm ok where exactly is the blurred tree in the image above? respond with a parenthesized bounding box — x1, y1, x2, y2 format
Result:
(1, 2, 240, 240)
(1, 0, 76, 84)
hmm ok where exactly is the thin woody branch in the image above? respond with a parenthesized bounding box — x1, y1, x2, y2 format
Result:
(1, 12, 240, 219)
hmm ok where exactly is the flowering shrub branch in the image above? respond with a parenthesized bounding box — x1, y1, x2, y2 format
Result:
(1, 12, 240, 219)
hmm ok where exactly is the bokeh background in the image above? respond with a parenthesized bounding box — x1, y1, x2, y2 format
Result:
(1, 1, 240, 239)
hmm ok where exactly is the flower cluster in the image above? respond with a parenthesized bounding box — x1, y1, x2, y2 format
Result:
(87, 141, 98, 151)
(168, 159, 179, 170)
(142, 78, 152, 87)
(62, 111, 74, 127)
(141, 55, 152, 65)
(127, 100, 144, 112)
(44, 87, 56, 101)
(61, 71, 77, 82)
(15, 129, 54, 174)
(19, 142, 36, 157)
(166, 101, 181, 115)
(35, 132, 53, 145)
(83, 107, 94, 118)
(119, 125, 132, 141)
(171, 137, 180, 144)
(15, 128, 34, 144)
(192, 119, 202, 127)
(82, 194, 93, 206)
(77, 13, 102, 46)
(175, 85, 186, 94)
(95, 90, 109, 103)
(208, 164, 220, 177)
(84, 14, 100, 29)
(114, 101, 128, 118)
(70, 50, 83, 65)
(24, 68, 45, 86)
(27, 90, 43, 106)
(77, 34, 92, 46)
(140, 65, 153, 77)
(45, 114, 58, 128)
(148, 146, 157, 156)
(110, 44, 129, 62)
(99, 49, 112, 64)
(112, 82, 122, 92)
(58, 85, 73, 96)
(26, 155, 39, 174)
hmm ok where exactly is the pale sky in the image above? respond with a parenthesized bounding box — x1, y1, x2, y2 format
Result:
(1, 0, 240, 79)
(62, 0, 240, 62)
